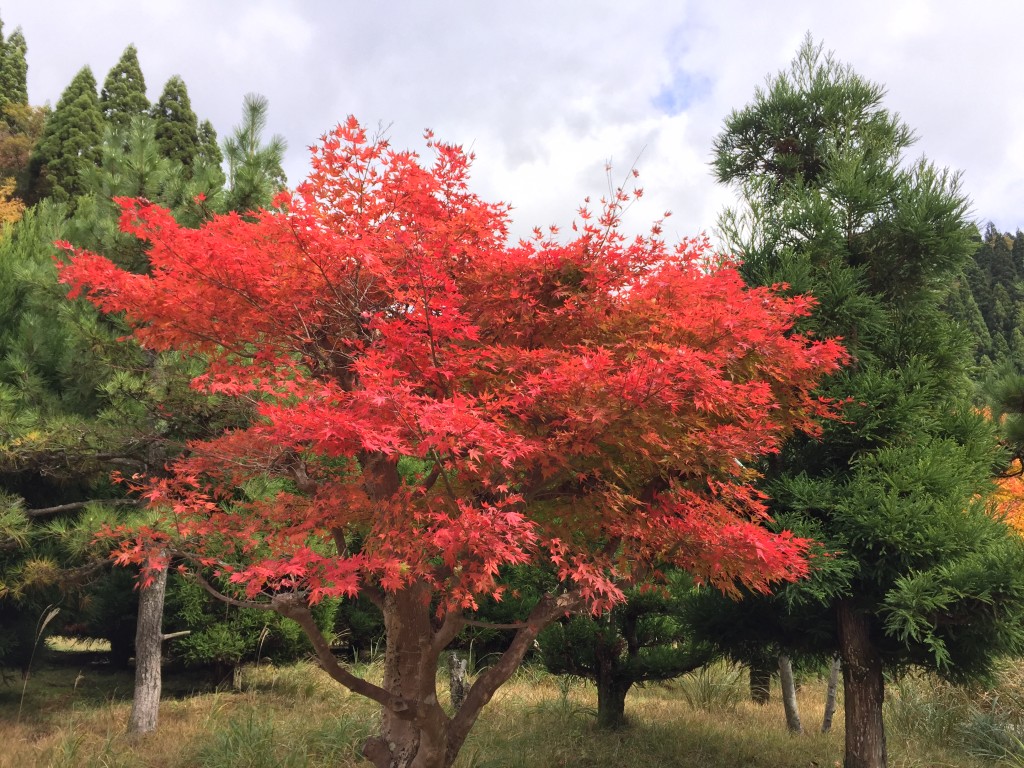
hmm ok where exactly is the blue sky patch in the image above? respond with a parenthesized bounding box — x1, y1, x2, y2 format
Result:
(654, 68, 713, 115)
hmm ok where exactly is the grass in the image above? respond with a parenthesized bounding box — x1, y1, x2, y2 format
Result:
(0, 645, 1007, 768)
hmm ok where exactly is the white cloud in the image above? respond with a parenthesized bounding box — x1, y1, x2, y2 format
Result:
(7, 0, 1024, 239)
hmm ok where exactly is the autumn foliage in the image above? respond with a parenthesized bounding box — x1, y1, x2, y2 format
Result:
(59, 118, 844, 767)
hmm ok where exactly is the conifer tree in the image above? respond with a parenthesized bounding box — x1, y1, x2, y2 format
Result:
(223, 93, 286, 212)
(100, 44, 149, 131)
(27, 67, 103, 204)
(196, 119, 223, 171)
(0, 27, 28, 109)
(150, 75, 199, 171)
(712, 37, 1024, 768)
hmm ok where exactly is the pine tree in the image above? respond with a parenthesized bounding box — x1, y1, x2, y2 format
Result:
(540, 573, 710, 728)
(100, 44, 149, 131)
(223, 93, 286, 212)
(27, 67, 103, 204)
(150, 75, 199, 171)
(712, 36, 1024, 768)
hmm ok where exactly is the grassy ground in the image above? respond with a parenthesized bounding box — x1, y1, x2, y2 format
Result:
(0, 641, 1014, 767)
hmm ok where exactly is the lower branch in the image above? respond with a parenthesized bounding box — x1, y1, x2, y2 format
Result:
(446, 590, 587, 760)
(270, 593, 418, 718)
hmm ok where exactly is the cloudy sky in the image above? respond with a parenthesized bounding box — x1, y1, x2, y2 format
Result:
(6, 1, 1023, 242)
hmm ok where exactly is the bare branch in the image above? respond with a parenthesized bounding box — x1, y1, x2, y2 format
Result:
(192, 571, 275, 611)
(270, 592, 418, 718)
(26, 499, 144, 518)
(461, 618, 530, 630)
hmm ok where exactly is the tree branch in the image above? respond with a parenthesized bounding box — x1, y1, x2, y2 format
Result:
(446, 590, 587, 759)
(192, 571, 276, 611)
(26, 499, 144, 518)
(270, 592, 418, 719)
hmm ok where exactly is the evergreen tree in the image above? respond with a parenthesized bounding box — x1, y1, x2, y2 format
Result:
(150, 75, 199, 171)
(540, 573, 710, 728)
(712, 37, 1024, 768)
(223, 93, 286, 212)
(960, 225, 1024, 372)
(100, 44, 149, 131)
(27, 67, 103, 204)
(197, 119, 222, 169)
(0, 27, 28, 109)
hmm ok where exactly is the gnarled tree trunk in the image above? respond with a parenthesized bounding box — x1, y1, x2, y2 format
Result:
(275, 582, 585, 768)
(595, 674, 630, 730)
(837, 600, 886, 768)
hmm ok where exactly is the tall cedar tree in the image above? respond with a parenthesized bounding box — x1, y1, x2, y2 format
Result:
(713, 37, 1024, 768)
(150, 75, 199, 171)
(195, 118, 226, 194)
(100, 45, 149, 130)
(60, 118, 845, 768)
(27, 66, 103, 204)
(0, 25, 28, 110)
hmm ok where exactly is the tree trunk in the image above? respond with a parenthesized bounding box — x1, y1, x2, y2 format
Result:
(822, 655, 841, 734)
(837, 600, 886, 768)
(277, 579, 585, 768)
(128, 561, 167, 735)
(778, 653, 802, 734)
(448, 652, 467, 711)
(595, 674, 630, 729)
(750, 659, 772, 704)
(362, 583, 450, 768)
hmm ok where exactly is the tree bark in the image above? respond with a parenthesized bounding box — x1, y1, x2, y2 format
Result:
(128, 561, 167, 735)
(778, 653, 802, 734)
(822, 655, 841, 734)
(749, 659, 772, 704)
(837, 600, 886, 768)
(276, 579, 585, 768)
(448, 652, 468, 711)
(595, 676, 630, 729)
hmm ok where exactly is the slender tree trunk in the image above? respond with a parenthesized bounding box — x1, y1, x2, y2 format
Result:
(837, 600, 886, 768)
(778, 653, 802, 734)
(822, 655, 841, 734)
(448, 652, 468, 711)
(128, 561, 167, 735)
(750, 659, 772, 705)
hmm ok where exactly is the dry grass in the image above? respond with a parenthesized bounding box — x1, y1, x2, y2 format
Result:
(0, 655, 1001, 768)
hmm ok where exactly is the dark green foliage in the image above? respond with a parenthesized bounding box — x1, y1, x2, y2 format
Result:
(540, 574, 710, 728)
(223, 93, 286, 213)
(27, 67, 103, 204)
(0, 26, 28, 110)
(334, 595, 385, 658)
(81, 566, 139, 667)
(197, 119, 223, 170)
(165, 574, 338, 676)
(150, 75, 199, 171)
(100, 45, 149, 130)
(712, 34, 1024, 693)
(955, 225, 1024, 373)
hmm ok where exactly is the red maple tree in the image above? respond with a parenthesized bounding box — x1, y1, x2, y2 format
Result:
(60, 118, 845, 768)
